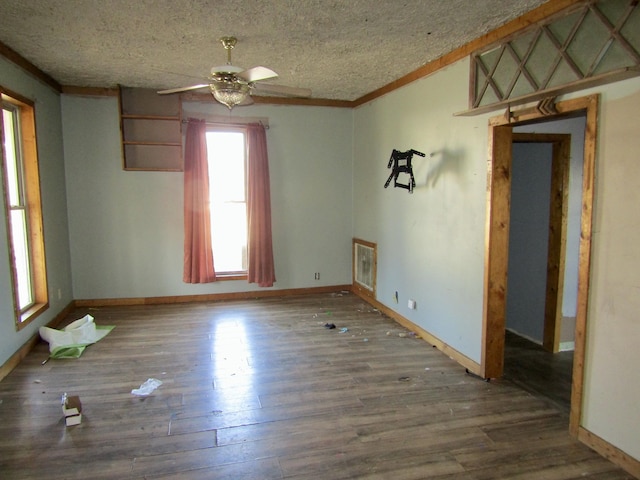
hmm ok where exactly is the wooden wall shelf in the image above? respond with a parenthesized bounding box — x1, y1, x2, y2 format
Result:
(119, 87, 183, 171)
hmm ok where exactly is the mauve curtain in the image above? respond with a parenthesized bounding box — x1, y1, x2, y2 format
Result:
(183, 118, 216, 283)
(246, 123, 276, 287)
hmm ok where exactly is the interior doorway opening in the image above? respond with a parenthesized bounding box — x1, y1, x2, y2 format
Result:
(502, 128, 581, 414)
(482, 94, 599, 436)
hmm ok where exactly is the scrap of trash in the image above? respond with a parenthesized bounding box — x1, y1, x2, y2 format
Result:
(387, 330, 421, 339)
(61, 392, 82, 426)
(131, 378, 163, 396)
(319, 320, 420, 343)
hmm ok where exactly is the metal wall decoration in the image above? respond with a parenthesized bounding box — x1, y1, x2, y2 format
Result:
(384, 149, 425, 193)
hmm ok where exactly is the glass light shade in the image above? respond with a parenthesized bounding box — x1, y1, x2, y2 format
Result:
(210, 81, 250, 109)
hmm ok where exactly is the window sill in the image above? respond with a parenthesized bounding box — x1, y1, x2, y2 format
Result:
(17, 302, 49, 331)
(216, 273, 247, 281)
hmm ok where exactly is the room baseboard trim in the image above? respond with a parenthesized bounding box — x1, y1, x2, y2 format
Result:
(0, 300, 75, 381)
(559, 341, 575, 352)
(74, 284, 353, 307)
(351, 287, 482, 376)
(578, 427, 640, 478)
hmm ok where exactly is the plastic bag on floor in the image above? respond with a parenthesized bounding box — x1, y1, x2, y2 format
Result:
(39, 314, 114, 359)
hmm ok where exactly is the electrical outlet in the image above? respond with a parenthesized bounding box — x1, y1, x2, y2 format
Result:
(408, 299, 416, 310)
(314, 272, 320, 280)
(394, 291, 398, 303)
(57, 288, 62, 300)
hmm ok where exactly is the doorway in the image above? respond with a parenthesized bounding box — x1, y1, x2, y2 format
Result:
(507, 133, 572, 353)
(503, 132, 576, 413)
(481, 94, 599, 436)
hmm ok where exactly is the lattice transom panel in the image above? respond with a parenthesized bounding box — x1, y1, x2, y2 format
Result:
(470, 0, 640, 112)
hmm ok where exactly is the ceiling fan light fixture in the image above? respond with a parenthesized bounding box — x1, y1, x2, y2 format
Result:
(209, 80, 250, 109)
(158, 35, 309, 103)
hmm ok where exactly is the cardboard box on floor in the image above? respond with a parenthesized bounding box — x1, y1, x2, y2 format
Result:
(62, 394, 82, 426)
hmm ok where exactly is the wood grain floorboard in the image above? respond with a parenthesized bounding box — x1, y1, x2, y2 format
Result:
(0, 293, 633, 479)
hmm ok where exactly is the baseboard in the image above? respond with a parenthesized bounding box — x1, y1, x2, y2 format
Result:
(578, 427, 640, 478)
(505, 327, 543, 345)
(351, 288, 482, 376)
(75, 284, 353, 307)
(559, 341, 575, 351)
(0, 300, 75, 382)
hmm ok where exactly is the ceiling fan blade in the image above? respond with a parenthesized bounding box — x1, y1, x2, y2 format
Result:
(237, 66, 278, 83)
(157, 84, 209, 95)
(252, 83, 311, 98)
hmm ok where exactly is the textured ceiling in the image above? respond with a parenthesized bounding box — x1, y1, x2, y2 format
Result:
(0, 0, 547, 101)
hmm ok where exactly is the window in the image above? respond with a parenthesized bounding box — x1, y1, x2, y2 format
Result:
(206, 128, 248, 276)
(1, 91, 48, 329)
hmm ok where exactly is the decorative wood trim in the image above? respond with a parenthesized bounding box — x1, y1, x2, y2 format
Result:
(351, 288, 482, 375)
(353, 0, 583, 107)
(122, 141, 181, 146)
(251, 95, 353, 108)
(456, 66, 639, 117)
(465, 0, 640, 115)
(569, 93, 598, 436)
(578, 427, 640, 478)
(61, 86, 119, 96)
(122, 114, 180, 121)
(547, 137, 571, 353)
(0, 40, 62, 92)
(485, 94, 599, 440)
(182, 91, 354, 108)
(1, 90, 49, 330)
(74, 284, 353, 307)
(0, 301, 75, 382)
(481, 125, 512, 379)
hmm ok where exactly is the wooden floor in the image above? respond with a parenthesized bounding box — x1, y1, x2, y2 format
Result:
(0, 293, 633, 479)
(503, 330, 574, 413)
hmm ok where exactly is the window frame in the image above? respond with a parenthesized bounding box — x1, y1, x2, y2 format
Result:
(205, 125, 249, 280)
(1, 88, 48, 330)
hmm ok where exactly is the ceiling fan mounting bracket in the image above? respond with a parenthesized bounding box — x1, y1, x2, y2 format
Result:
(220, 36, 237, 65)
(220, 36, 237, 50)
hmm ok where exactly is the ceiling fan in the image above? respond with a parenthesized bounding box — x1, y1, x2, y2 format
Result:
(157, 36, 311, 109)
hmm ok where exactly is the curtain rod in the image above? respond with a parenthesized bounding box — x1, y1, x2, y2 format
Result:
(181, 117, 269, 129)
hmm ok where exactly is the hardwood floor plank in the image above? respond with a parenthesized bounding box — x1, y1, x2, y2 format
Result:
(146, 456, 284, 479)
(0, 293, 633, 479)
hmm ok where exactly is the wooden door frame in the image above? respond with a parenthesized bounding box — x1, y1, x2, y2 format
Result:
(511, 133, 570, 354)
(481, 94, 599, 436)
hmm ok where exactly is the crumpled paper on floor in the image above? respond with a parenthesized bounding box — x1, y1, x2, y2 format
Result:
(131, 378, 163, 396)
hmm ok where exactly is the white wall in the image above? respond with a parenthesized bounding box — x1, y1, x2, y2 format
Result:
(353, 61, 490, 363)
(62, 96, 353, 299)
(506, 142, 553, 343)
(516, 116, 586, 321)
(353, 61, 640, 461)
(0, 58, 74, 366)
(579, 78, 640, 460)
